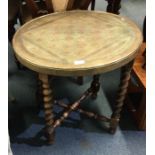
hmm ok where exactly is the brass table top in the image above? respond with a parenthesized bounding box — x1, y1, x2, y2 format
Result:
(13, 10, 142, 76)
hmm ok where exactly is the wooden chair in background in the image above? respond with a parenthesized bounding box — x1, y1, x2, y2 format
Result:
(8, 0, 97, 41)
(20, 0, 94, 22)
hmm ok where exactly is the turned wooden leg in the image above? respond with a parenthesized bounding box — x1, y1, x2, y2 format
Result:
(109, 61, 134, 134)
(91, 75, 100, 99)
(76, 76, 83, 85)
(36, 77, 43, 109)
(38, 74, 55, 144)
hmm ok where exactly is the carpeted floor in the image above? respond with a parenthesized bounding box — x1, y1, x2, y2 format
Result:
(9, 0, 146, 155)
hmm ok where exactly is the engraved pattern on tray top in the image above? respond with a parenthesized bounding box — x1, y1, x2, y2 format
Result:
(13, 11, 142, 75)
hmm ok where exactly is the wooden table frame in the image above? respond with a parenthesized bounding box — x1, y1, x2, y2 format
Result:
(38, 61, 133, 144)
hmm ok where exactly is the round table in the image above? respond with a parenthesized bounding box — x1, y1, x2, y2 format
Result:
(13, 10, 142, 144)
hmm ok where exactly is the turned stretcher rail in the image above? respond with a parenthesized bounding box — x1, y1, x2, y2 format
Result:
(55, 100, 110, 122)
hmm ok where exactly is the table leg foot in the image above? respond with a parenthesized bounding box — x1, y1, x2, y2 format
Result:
(109, 128, 116, 134)
(91, 75, 100, 99)
(109, 61, 134, 132)
(45, 130, 55, 145)
(39, 73, 55, 144)
(109, 118, 119, 134)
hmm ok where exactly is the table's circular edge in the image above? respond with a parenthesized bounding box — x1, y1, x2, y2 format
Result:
(12, 10, 143, 76)
(14, 46, 140, 76)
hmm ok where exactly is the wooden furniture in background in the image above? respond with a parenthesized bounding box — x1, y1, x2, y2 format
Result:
(20, 0, 94, 22)
(106, 0, 121, 14)
(91, 0, 96, 10)
(8, 0, 20, 41)
(8, 0, 96, 40)
(13, 10, 142, 144)
(142, 16, 146, 69)
(76, 0, 122, 14)
(8, 0, 122, 40)
(8, 0, 23, 68)
(133, 43, 146, 88)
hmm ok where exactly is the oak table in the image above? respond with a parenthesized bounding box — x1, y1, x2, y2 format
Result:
(13, 10, 142, 144)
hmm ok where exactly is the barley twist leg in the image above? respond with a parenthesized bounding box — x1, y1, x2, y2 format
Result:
(39, 74, 55, 144)
(109, 61, 134, 134)
(91, 75, 100, 99)
(36, 77, 43, 109)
